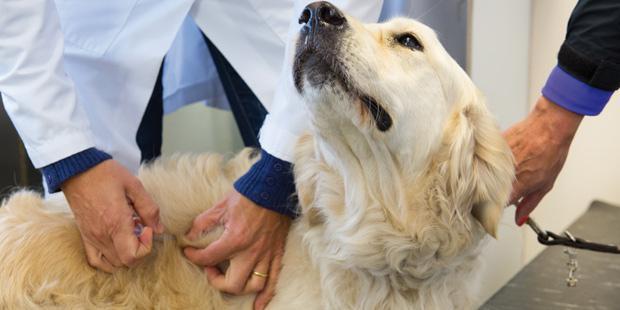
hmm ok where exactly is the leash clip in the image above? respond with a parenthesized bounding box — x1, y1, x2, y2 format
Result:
(525, 217, 620, 254)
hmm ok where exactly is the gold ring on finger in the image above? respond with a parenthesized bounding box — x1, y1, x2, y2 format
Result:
(252, 271, 268, 278)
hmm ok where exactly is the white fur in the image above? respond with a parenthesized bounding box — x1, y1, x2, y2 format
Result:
(0, 13, 513, 310)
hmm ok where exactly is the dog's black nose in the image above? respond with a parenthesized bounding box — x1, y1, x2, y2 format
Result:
(299, 1, 346, 28)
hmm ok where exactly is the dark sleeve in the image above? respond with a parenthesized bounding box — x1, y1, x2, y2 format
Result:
(41, 148, 112, 193)
(558, 0, 620, 91)
(234, 149, 299, 218)
(541, 0, 620, 116)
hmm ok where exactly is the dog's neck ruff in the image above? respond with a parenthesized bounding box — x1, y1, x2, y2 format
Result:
(294, 134, 483, 309)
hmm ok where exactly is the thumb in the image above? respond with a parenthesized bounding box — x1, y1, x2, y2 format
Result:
(111, 215, 153, 267)
(127, 180, 164, 234)
(186, 203, 225, 241)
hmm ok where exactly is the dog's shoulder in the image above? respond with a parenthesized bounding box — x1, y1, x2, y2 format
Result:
(0, 190, 69, 216)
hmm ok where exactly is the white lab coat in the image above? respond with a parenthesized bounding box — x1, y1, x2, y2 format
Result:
(0, 0, 383, 174)
(162, 16, 231, 114)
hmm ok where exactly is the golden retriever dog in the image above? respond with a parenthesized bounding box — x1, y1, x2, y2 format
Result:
(0, 2, 514, 309)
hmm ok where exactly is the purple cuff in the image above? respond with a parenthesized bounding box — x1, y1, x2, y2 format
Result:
(542, 66, 614, 116)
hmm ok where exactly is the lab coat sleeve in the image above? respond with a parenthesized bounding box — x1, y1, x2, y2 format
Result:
(0, 0, 96, 168)
(258, 0, 384, 162)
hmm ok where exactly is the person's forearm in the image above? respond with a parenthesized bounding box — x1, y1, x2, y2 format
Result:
(533, 96, 583, 142)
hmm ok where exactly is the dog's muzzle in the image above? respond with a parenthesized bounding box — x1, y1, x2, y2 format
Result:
(299, 1, 346, 36)
(293, 2, 393, 132)
(293, 2, 349, 93)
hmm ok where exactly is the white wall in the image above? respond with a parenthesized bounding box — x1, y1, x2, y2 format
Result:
(469, 0, 531, 306)
(525, 0, 620, 262)
(470, 0, 531, 129)
(473, 0, 620, 305)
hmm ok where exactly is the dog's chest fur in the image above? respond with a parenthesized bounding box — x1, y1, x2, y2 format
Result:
(265, 135, 484, 310)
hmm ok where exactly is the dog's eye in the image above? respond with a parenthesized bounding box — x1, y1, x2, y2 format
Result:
(396, 34, 423, 51)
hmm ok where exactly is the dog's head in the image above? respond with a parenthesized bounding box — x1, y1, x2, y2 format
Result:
(293, 2, 513, 250)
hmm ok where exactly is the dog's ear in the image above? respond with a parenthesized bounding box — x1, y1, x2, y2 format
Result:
(440, 92, 514, 238)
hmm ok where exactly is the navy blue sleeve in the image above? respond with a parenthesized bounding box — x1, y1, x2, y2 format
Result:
(234, 149, 299, 218)
(41, 148, 112, 193)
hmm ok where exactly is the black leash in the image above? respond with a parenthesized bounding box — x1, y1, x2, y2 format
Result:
(526, 218, 620, 254)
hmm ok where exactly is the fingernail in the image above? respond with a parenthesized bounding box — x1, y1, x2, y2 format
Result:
(516, 216, 528, 226)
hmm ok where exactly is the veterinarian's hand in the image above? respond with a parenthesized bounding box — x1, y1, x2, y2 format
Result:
(62, 159, 164, 273)
(504, 96, 583, 226)
(184, 190, 291, 310)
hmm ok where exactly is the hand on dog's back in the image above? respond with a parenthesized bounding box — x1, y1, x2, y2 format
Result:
(61, 159, 165, 272)
(183, 190, 291, 310)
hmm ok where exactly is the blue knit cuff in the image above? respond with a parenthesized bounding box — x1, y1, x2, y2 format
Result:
(234, 149, 299, 218)
(41, 148, 112, 193)
(542, 65, 614, 116)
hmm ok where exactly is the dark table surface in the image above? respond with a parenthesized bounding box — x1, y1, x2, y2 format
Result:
(482, 201, 620, 310)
